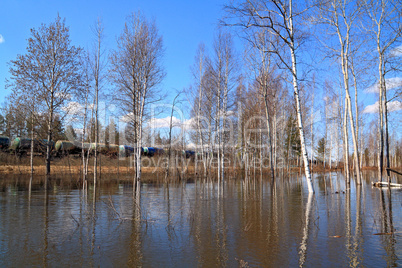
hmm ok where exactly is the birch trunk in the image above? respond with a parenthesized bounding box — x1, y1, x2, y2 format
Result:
(93, 22, 102, 186)
(263, 95, 275, 180)
(45, 85, 55, 178)
(94, 85, 98, 185)
(289, 1, 314, 193)
(336, 8, 361, 184)
(221, 52, 229, 183)
(82, 81, 90, 190)
(30, 115, 34, 185)
(166, 93, 180, 180)
(343, 99, 350, 184)
(384, 89, 390, 183)
(310, 91, 314, 172)
(196, 51, 207, 176)
(217, 54, 222, 183)
(377, 50, 387, 183)
(378, 66, 384, 182)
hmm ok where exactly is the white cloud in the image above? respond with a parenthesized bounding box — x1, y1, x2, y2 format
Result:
(182, 118, 195, 130)
(0, 34, 4, 44)
(365, 77, 402, 93)
(148, 116, 181, 128)
(62, 101, 85, 125)
(121, 112, 135, 123)
(389, 101, 402, 112)
(62, 101, 83, 115)
(363, 100, 402, 114)
(147, 116, 195, 131)
(186, 142, 196, 149)
(390, 45, 402, 57)
(362, 102, 379, 114)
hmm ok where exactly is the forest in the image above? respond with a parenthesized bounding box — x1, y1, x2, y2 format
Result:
(1, 0, 402, 194)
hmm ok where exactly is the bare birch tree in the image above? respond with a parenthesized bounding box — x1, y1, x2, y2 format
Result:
(362, 0, 402, 183)
(190, 43, 209, 176)
(80, 55, 93, 189)
(224, 0, 314, 192)
(89, 18, 107, 185)
(315, 0, 362, 184)
(7, 15, 84, 178)
(209, 31, 237, 182)
(110, 12, 165, 192)
(245, 29, 280, 179)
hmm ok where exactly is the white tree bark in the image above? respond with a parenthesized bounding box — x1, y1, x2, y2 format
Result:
(289, 0, 314, 193)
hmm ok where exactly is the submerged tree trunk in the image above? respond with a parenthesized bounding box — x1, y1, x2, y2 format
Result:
(30, 115, 34, 186)
(222, 0, 313, 191)
(263, 94, 275, 180)
(82, 82, 90, 190)
(378, 77, 384, 182)
(46, 99, 54, 178)
(310, 90, 314, 172)
(378, 53, 387, 183)
(343, 100, 350, 185)
(289, 8, 314, 193)
(196, 47, 207, 176)
(166, 93, 180, 180)
(384, 93, 390, 183)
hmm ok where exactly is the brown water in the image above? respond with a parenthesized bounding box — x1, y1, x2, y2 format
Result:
(0, 172, 401, 267)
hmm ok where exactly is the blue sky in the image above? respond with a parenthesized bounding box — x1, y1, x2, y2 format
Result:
(1, 0, 401, 140)
(0, 0, 227, 106)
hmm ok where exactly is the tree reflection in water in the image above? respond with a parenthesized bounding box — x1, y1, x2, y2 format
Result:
(0, 171, 401, 267)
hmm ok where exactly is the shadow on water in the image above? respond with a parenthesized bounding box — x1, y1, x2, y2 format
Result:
(0, 171, 401, 267)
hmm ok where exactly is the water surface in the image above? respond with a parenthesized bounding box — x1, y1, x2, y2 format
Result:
(0, 172, 401, 267)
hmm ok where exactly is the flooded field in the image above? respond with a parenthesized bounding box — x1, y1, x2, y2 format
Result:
(0, 172, 401, 267)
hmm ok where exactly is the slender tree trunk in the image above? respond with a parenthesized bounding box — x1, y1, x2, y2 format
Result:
(273, 109, 277, 170)
(82, 83, 90, 190)
(94, 102, 98, 184)
(351, 62, 360, 172)
(346, 95, 361, 184)
(310, 90, 314, 172)
(263, 94, 275, 180)
(378, 69, 384, 182)
(46, 106, 54, 178)
(340, 47, 361, 184)
(384, 99, 390, 183)
(216, 71, 222, 182)
(344, 99, 350, 184)
(196, 54, 207, 176)
(289, 3, 314, 193)
(221, 56, 229, 184)
(378, 55, 390, 183)
(30, 115, 34, 186)
(166, 93, 180, 180)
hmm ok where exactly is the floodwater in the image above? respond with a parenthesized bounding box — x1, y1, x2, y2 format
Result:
(0, 172, 401, 267)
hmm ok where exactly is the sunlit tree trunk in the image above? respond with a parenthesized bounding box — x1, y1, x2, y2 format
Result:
(30, 114, 34, 185)
(110, 12, 165, 194)
(333, 0, 361, 184)
(363, 0, 402, 184)
(82, 67, 91, 190)
(289, 3, 314, 193)
(223, 0, 314, 192)
(91, 18, 105, 186)
(263, 94, 275, 180)
(196, 45, 207, 176)
(166, 93, 180, 180)
(310, 89, 314, 172)
(343, 100, 350, 184)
